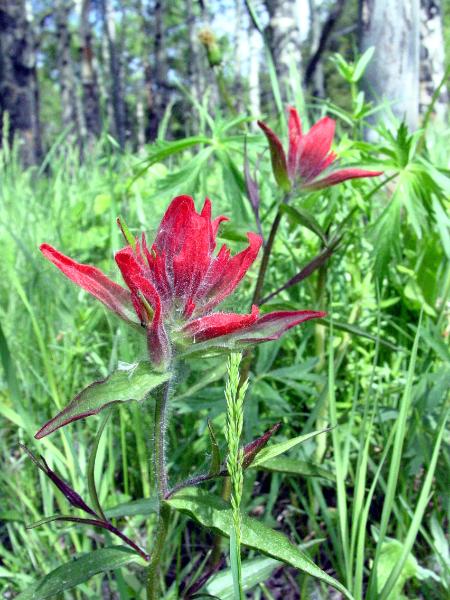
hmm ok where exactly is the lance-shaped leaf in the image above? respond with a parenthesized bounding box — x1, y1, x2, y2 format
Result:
(26, 515, 150, 561)
(21, 445, 150, 561)
(244, 138, 263, 240)
(261, 237, 341, 305)
(35, 362, 170, 438)
(280, 204, 328, 245)
(16, 546, 141, 600)
(20, 444, 97, 516)
(242, 422, 281, 469)
(250, 427, 331, 468)
(257, 120, 291, 192)
(167, 487, 354, 599)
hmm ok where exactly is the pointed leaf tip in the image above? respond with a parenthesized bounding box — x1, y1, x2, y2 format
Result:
(35, 362, 170, 438)
(257, 120, 291, 192)
(242, 422, 282, 469)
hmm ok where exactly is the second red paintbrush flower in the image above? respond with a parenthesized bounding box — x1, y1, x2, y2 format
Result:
(41, 196, 325, 364)
(258, 106, 382, 192)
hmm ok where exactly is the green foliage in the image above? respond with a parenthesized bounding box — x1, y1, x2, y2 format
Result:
(17, 547, 141, 600)
(0, 53, 448, 600)
(167, 487, 353, 599)
(36, 362, 170, 438)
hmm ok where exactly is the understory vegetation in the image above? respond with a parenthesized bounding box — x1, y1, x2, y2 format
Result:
(0, 59, 449, 599)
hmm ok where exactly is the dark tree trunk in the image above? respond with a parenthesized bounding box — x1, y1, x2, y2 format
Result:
(79, 0, 102, 141)
(147, 0, 167, 141)
(136, 0, 154, 144)
(55, 0, 85, 155)
(100, 0, 126, 148)
(264, 0, 302, 103)
(419, 0, 448, 120)
(305, 0, 347, 96)
(186, 0, 203, 130)
(0, 0, 43, 166)
(359, 0, 420, 132)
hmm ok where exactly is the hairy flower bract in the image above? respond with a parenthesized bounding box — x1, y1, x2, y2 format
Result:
(41, 196, 324, 364)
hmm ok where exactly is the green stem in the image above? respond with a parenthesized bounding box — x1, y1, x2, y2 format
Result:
(237, 205, 285, 388)
(252, 208, 283, 306)
(146, 380, 171, 599)
(313, 260, 328, 464)
(154, 382, 170, 498)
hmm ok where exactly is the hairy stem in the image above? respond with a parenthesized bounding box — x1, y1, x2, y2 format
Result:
(154, 382, 170, 498)
(146, 503, 171, 600)
(146, 380, 171, 599)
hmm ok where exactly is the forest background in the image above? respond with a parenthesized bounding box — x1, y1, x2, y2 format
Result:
(0, 0, 449, 599)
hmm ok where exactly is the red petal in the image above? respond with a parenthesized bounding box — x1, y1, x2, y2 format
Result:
(152, 196, 221, 309)
(115, 248, 169, 363)
(141, 234, 171, 300)
(287, 106, 302, 180)
(153, 195, 196, 256)
(257, 120, 291, 191)
(197, 232, 262, 312)
(303, 168, 383, 190)
(184, 305, 259, 342)
(40, 244, 136, 324)
(200, 198, 228, 248)
(115, 248, 161, 316)
(297, 117, 336, 181)
(234, 310, 326, 343)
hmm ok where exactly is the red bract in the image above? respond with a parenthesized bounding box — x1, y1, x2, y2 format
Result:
(258, 106, 382, 191)
(41, 196, 325, 364)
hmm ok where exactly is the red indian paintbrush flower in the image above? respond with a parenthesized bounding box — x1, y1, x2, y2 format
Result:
(258, 106, 382, 192)
(41, 196, 325, 364)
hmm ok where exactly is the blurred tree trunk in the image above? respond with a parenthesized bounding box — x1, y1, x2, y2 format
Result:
(305, 0, 347, 97)
(137, 0, 161, 144)
(0, 0, 43, 165)
(248, 15, 261, 122)
(100, 0, 126, 148)
(419, 0, 448, 120)
(186, 0, 203, 134)
(148, 0, 167, 141)
(306, 0, 325, 98)
(233, 0, 245, 114)
(264, 0, 302, 102)
(78, 0, 102, 142)
(359, 0, 420, 132)
(56, 0, 86, 155)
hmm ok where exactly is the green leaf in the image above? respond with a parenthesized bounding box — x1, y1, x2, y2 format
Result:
(320, 318, 401, 351)
(104, 498, 157, 519)
(281, 205, 327, 244)
(35, 362, 170, 438)
(128, 136, 211, 189)
(206, 556, 281, 599)
(167, 487, 353, 599)
(250, 428, 330, 468)
(16, 546, 140, 600)
(252, 456, 334, 481)
(372, 193, 401, 279)
(376, 538, 419, 600)
(87, 406, 113, 520)
(352, 47, 375, 82)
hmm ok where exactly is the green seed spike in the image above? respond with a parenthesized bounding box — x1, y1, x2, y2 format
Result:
(137, 291, 154, 322)
(117, 215, 136, 251)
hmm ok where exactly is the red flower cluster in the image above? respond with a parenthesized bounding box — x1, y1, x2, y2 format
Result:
(41, 196, 324, 364)
(258, 106, 382, 192)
